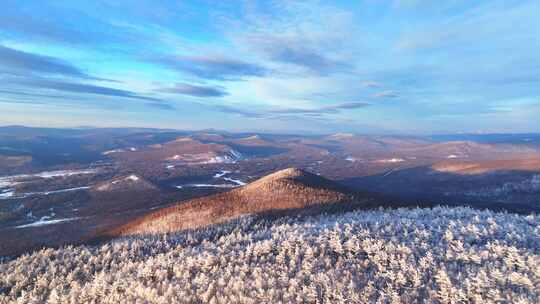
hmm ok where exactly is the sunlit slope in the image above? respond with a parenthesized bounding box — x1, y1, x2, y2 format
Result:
(111, 168, 357, 235)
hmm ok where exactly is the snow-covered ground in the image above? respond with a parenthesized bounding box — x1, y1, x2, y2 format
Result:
(102, 147, 137, 155)
(125, 175, 139, 182)
(375, 158, 405, 163)
(345, 156, 356, 162)
(176, 184, 237, 189)
(95, 175, 146, 192)
(102, 149, 125, 155)
(204, 150, 243, 164)
(213, 170, 231, 178)
(0, 189, 15, 199)
(0, 168, 97, 200)
(168, 150, 244, 165)
(39, 187, 90, 196)
(223, 177, 246, 186)
(14, 216, 81, 229)
(0, 169, 97, 185)
(1, 207, 537, 303)
(176, 171, 245, 188)
(1, 186, 90, 200)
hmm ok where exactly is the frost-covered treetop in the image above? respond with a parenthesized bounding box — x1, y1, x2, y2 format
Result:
(1, 206, 538, 303)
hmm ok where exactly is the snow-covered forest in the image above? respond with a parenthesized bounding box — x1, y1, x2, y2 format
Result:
(1, 207, 538, 303)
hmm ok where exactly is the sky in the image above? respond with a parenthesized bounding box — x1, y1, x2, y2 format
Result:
(0, 0, 539, 134)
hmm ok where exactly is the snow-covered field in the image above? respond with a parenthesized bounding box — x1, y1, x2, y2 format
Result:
(166, 149, 244, 166)
(0, 206, 538, 303)
(0, 169, 97, 200)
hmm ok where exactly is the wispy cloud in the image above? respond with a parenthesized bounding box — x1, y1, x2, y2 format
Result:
(1, 0, 539, 133)
(212, 101, 370, 121)
(248, 35, 351, 75)
(213, 104, 264, 118)
(145, 102, 175, 111)
(361, 81, 382, 88)
(0, 45, 89, 78)
(6, 76, 162, 102)
(373, 91, 399, 98)
(158, 83, 228, 97)
(394, 1, 539, 52)
(228, 1, 359, 77)
(0, 2, 146, 47)
(0, 89, 68, 100)
(271, 102, 371, 115)
(151, 55, 267, 81)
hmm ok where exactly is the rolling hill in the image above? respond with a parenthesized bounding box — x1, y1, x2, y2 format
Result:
(110, 168, 358, 236)
(431, 158, 540, 175)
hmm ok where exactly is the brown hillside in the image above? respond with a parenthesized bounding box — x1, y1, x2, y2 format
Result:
(110, 168, 355, 236)
(432, 158, 540, 175)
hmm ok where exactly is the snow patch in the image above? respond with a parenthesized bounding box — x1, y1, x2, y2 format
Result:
(206, 150, 243, 164)
(213, 170, 231, 178)
(329, 133, 355, 139)
(126, 175, 139, 181)
(176, 184, 237, 189)
(0, 169, 95, 199)
(15, 217, 80, 229)
(0, 189, 15, 198)
(167, 150, 243, 165)
(41, 187, 90, 195)
(1, 186, 90, 200)
(223, 177, 246, 186)
(102, 175, 143, 190)
(103, 147, 137, 155)
(375, 158, 405, 163)
(0, 168, 96, 183)
(102, 149, 125, 155)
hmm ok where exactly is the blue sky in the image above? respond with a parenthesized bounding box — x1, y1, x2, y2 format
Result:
(1, 0, 539, 134)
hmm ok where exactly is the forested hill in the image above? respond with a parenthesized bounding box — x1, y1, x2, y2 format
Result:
(1, 206, 538, 303)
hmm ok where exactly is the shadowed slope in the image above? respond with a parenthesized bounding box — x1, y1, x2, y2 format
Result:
(111, 168, 356, 236)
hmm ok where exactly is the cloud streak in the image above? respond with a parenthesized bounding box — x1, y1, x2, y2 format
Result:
(213, 104, 264, 118)
(271, 102, 371, 115)
(0, 45, 89, 78)
(213, 102, 370, 120)
(361, 81, 382, 88)
(373, 91, 399, 98)
(152, 55, 266, 81)
(158, 83, 228, 97)
(6, 77, 162, 102)
(0, 2, 147, 47)
(249, 35, 351, 75)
